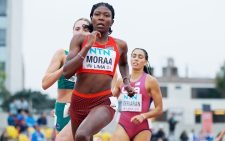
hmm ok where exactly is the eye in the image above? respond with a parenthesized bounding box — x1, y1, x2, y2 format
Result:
(132, 54, 136, 58)
(104, 13, 110, 17)
(83, 28, 89, 32)
(82, 24, 88, 29)
(75, 27, 80, 31)
(138, 55, 144, 59)
(94, 12, 100, 16)
(82, 25, 90, 31)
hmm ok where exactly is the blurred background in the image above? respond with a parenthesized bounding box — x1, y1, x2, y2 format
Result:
(0, 0, 224, 141)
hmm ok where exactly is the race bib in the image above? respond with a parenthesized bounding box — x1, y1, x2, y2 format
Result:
(118, 93, 142, 112)
(109, 96, 118, 110)
(82, 47, 116, 72)
(66, 75, 76, 82)
(63, 103, 70, 118)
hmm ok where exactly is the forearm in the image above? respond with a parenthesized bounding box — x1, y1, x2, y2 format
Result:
(63, 48, 89, 78)
(42, 68, 62, 90)
(112, 88, 120, 98)
(216, 130, 225, 141)
(141, 107, 163, 119)
(119, 63, 130, 85)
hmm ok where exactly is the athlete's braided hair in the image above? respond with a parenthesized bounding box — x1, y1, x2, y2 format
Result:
(131, 48, 153, 75)
(90, 2, 115, 34)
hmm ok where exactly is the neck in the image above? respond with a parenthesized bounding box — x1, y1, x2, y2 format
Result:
(131, 69, 144, 81)
(96, 32, 108, 44)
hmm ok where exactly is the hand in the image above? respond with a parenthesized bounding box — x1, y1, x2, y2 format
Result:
(215, 130, 225, 141)
(50, 109, 55, 117)
(130, 114, 145, 124)
(124, 85, 135, 97)
(84, 31, 101, 49)
(220, 130, 225, 137)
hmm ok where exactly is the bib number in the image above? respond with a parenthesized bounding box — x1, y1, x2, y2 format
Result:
(118, 93, 142, 112)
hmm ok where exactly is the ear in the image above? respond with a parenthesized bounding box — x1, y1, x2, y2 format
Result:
(111, 19, 114, 26)
(144, 60, 148, 66)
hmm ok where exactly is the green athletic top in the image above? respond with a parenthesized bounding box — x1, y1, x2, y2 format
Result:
(57, 50, 75, 89)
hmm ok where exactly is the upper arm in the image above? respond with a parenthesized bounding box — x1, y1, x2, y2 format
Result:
(115, 39, 128, 65)
(44, 49, 64, 74)
(66, 34, 85, 63)
(146, 76, 163, 109)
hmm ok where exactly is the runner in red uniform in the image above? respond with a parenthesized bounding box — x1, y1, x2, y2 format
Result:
(63, 2, 135, 141)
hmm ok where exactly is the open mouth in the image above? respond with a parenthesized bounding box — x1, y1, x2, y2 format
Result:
(97, 23, 105, 28)
(132, 62, 138, 66)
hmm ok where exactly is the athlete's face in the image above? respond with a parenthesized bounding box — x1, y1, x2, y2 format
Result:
(131, 49, 147, 71)
(73, 20, 90, 35)
(91, 6, 113, 33)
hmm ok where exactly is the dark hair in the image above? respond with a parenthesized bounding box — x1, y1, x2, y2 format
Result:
(73, 18, 93, 32)
(131, 48, 153, 75)
(83, 24, 93, 32)
(90, 2, 115, 34)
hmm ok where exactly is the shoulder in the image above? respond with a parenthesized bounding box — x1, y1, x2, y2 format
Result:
(71, 33, 86, 44)
(55, 49, 65, 55)
(145, 74, 159, 88)
(113, 37, 127, 49)
(69, 33, 87, 51)
(146, 74, 156, 83)
(52, 49, 66, 59)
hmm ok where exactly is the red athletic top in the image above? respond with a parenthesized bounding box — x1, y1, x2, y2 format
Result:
(77, 36, 120, 77)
